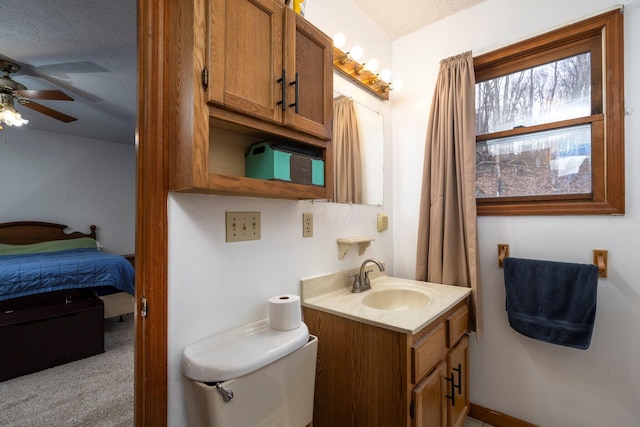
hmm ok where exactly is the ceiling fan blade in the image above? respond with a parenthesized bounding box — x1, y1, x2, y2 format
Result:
(14, 89, 74, 101)
(22, 101, 77, 123)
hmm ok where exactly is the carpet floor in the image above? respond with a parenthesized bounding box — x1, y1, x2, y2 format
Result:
(0, 314, 134, 427)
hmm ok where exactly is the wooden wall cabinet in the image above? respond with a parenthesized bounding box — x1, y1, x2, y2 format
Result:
(303, 300, 470, 427)
(168, 0, 333, 200)
(209, 0, 332, 140)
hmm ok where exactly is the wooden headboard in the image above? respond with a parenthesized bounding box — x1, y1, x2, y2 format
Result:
(0, 221, 97, 245)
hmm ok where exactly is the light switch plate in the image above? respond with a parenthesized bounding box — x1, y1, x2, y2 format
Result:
(226, 211, 261, 242)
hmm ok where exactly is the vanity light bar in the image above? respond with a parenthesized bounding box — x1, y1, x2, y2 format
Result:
(332, 46, 390, 101)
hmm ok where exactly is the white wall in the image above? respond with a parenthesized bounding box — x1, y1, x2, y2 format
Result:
(392, 0, 640, 425)
(167, 1, 394, 425)
(0, 127, 135, 254)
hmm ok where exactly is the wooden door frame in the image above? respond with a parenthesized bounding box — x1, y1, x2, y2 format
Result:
(135, 0, 169, 424)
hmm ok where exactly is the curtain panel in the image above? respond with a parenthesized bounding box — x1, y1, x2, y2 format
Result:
(333, 96, 363, 204)
(415, 51, 483, 336)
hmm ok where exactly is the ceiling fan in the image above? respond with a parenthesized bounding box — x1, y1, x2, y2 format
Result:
(0, 59, 77, 128)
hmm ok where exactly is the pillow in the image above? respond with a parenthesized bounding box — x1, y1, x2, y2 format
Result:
(0, 237, 99, 255)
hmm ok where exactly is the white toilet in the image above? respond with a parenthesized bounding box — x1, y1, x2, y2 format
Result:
(181, 319, 318, 427)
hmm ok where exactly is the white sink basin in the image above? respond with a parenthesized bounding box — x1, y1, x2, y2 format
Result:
(362, 288, 431, 311)
(301, 273, 472, 334)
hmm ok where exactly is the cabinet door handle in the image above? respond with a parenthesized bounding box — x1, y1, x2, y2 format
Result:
(201, 68, 209, 90)
(453, 363, 462, 395)
(445, 373, 456, 406)
(289, 72, 299, 113)
(277, 69, 287, 111)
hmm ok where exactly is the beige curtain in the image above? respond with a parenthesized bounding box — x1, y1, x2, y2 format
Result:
(333, 96, 363, 204)
(415, 51, 483, 336)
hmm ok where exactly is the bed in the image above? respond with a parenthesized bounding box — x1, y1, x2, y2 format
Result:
(0, 221, 135, 381)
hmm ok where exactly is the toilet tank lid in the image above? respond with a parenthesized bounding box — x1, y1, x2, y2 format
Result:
(181, 319, 310, 382)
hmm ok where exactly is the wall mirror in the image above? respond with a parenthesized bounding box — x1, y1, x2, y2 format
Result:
(333, 89, 384, 206)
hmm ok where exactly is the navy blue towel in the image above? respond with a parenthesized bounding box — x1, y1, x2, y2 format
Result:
(503, 257, 599, 350)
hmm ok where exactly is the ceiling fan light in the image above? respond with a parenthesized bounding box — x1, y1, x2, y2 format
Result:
(0, 105, 28, 127)
(0, 108, 10, 126)
(12, 112, 28, 127)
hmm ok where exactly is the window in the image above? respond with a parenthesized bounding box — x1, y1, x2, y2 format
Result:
(474, 10, 624, 215)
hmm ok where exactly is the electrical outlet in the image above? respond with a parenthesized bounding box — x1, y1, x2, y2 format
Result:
(226, 211, 261, 242)
(377, 213, 388, 231)
(303, 213, 313, 237)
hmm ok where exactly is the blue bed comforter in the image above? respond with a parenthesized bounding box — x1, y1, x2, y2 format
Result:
(0, 248, 135, 301)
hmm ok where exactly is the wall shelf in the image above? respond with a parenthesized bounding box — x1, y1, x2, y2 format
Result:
(337, 236, 375, 259)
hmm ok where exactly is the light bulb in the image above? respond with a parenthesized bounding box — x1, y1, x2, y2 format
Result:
(0, 106, 28, 126)
(391, 80, 404, 92)
(350, 46, 363, 62)
(365, 59, 379, 73)
(3, 108, 17, 124)
(333, 33, 346, 49)
(379, 68, 392, 82)
(13, 112, 27, 126)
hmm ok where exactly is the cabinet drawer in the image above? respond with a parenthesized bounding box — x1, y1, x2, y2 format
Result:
(446, 304, 469, 348)
(412, 323, 446, 384)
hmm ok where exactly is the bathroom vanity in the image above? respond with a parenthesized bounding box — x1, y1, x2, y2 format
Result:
(301, 272, 471, 427)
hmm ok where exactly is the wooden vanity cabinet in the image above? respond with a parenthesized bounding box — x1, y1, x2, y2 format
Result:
(303, 299, 470, 427)
(166, 0, 333, 200)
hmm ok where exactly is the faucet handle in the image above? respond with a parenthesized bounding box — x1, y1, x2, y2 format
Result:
(363, 269, 374, 287)
(350, 273, 362, 293)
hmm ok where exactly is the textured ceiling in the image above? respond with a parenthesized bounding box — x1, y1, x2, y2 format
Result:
(0, 0, 481, 145)
(352, 0, 487, 39)
(0, 0, 136, 144)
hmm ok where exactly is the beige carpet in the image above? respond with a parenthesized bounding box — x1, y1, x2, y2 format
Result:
(0, 314, 134, 427)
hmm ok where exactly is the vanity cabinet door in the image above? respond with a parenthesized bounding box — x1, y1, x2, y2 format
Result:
(208, 0, 284, 124)
(282, 8, 333, 139)
(446, 335, 470, 427)
(412, 361, 448, 427)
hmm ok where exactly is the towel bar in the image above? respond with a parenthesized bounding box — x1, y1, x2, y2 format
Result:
(497, 244, 608, 277)
(593, 249, 608, 277)
(497, 244, 509, 267)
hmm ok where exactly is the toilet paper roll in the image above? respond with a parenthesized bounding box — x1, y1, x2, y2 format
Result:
(268, 294, 302, 331)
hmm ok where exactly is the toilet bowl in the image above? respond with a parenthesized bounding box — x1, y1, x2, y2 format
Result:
(182, 319, 317, 427)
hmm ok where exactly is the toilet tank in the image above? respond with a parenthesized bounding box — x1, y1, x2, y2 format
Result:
(182, 320, 317, 427)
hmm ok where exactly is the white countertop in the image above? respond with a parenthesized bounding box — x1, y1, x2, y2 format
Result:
(301, 270, 471, 334)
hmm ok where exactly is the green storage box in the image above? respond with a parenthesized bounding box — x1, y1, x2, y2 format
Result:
(245, 141, 325, 186)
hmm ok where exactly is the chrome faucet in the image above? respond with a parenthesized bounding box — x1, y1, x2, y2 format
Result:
(350, 258, 385, 293)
